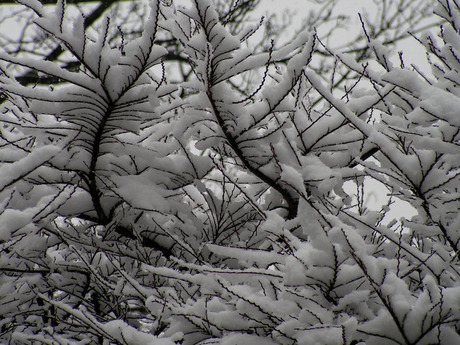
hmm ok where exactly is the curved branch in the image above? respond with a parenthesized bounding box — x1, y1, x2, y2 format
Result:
(206, 87, 298, 219)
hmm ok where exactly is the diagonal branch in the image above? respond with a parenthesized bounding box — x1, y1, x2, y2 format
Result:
(0, 1, 117, 104)
(206, 87, 298, 219)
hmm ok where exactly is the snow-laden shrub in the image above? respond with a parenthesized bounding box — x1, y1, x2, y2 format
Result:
(0, 0, 459, 344)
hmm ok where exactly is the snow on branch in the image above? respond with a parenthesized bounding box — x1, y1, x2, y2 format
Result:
(1, 0, 460, 344)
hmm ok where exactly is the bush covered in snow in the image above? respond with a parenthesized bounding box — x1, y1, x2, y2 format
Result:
(1, 0, 459, 344)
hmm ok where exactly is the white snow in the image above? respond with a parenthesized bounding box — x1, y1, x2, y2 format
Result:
(111, 174, 171, 213)
(207, 244, 285, 267)
(220, 333, 277, 345)
(0, 145, 60, 193)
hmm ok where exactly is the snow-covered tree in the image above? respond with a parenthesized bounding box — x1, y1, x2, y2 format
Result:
(0, 0, 459, 344)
